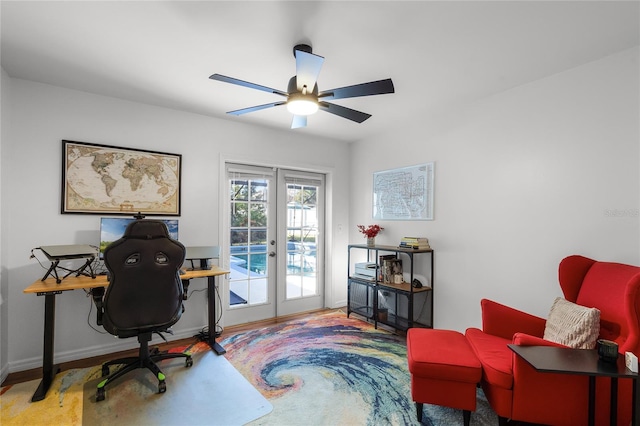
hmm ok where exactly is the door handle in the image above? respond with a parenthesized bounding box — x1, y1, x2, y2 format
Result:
(269, 251, 276, 257)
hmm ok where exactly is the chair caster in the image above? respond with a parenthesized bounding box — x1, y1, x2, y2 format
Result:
(101, 365, 109, 376)
(158, 380, 167, 393)
(151, 347, 160, 356)
(96, 387, 105, 402)
(185, 356, 193, 368)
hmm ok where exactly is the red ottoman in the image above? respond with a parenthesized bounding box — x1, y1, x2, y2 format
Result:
(407, 328, 482, 426)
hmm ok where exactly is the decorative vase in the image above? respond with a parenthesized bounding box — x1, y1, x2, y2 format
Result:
(367, 237, 375, 247)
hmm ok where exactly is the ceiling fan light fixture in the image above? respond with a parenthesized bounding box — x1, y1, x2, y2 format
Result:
(287, 93, 319, 116)
(211, 43, 395, 128)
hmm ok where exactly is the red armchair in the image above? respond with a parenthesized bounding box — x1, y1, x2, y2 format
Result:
(465, 255, 640, 425)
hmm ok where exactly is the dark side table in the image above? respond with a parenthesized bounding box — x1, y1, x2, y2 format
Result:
(508, 344, 639, 426)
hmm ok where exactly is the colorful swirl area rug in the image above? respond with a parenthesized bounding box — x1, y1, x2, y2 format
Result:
(219, 311, 498, 426)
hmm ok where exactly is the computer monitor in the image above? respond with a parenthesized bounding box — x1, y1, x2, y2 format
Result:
(185, 246, 220, 270)
(99, 217, 179, 257)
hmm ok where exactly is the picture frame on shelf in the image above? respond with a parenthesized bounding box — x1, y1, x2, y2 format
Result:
(382, 258, 402, 283)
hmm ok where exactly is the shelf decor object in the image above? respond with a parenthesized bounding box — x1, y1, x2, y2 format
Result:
(357, 224, 383, 247)
(61, 140, 182, 215)
(373, 163, 434, 220)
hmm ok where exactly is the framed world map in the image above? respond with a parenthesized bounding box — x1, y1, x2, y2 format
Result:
(62, 140, 182, 215)
(373, 163, 434, 220)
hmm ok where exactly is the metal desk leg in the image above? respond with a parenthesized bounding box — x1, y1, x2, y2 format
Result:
(634, 376, 639, 426)
(31, 292, 60, 402)
(207, 275, 226, 355)
(589, 376, 596, 426)
(610, 377, 618, 426)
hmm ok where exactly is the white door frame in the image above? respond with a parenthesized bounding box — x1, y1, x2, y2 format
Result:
(276, 169, 325, 316)
(222, 163, 277, 326)
(218, 154, 334, 328)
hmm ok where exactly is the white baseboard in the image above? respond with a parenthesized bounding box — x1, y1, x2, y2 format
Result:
(7, 326, 206, 374)
(332, 298, 347, 309)
(0, 363, 8, 385)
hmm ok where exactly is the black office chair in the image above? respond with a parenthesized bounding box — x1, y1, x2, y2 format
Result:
(93, 219, 192, 402)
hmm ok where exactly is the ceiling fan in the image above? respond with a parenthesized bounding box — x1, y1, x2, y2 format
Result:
(209, 44, 395, 129)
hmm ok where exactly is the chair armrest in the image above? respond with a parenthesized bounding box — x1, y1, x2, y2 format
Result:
(511, 332, 566, 378)
(511, 333, 571, 384)
(510, 333, 568, 384)
(509, 332, 591, 424)
(512, 332, 565, 347)
(622, 277, 640, 354)
(481, 299, 547, 340)
(181, 278, 189, 300)
(91, 286, 105, 326)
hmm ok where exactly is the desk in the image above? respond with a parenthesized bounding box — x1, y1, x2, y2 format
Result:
(23, 267, 229, 402)
(509, 344, 639, 426)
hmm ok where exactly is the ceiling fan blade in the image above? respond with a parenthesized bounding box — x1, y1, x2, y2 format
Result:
(295, 50, 324, 92)
(318, 78, 394, 100)
(291, 115, 307, 129)
(210, 74, 287, 97)
(318, 102, 371, 123)
(228, 101, 286, 116)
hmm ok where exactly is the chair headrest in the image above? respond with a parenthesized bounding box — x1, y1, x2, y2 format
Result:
(123, 219, 171, 239)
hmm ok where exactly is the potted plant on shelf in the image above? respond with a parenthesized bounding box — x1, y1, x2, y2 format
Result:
(357, 224, 384, 247)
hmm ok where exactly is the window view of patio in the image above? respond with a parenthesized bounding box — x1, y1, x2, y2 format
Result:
(285, 183, 319, 299)
(229, 178, 269, 306)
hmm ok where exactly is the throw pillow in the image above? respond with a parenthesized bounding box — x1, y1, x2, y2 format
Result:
(543, 297, 600, 349)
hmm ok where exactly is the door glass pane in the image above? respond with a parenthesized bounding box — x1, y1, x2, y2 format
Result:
(230, 228, 248, 246)
(286, 183, 318, 299)
(250, 181, 267, 201)
(229, 177, 270, 307)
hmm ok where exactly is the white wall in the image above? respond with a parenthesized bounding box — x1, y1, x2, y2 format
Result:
(2, 78, 350, 373)
(0, 67, 10, 383)
(350, 48, 640, 332)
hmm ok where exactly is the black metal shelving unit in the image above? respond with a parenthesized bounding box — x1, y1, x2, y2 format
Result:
(347, 244, 434, 331)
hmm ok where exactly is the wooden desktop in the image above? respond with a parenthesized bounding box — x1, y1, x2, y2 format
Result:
(24, 266, 229, 402)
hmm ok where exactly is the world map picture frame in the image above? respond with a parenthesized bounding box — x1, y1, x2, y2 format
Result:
(61, 140, 182, 216)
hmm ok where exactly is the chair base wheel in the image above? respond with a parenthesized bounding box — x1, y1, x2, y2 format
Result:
(95, 333, 193, 399)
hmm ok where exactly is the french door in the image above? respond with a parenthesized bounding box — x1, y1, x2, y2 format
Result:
(223, 164, 325, 326)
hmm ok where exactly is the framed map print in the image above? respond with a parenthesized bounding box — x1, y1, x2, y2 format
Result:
(62, 140, 182, 215)
(373, 162, 434, 220)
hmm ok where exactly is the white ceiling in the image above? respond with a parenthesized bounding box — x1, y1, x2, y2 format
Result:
(2, 1, 639, 143)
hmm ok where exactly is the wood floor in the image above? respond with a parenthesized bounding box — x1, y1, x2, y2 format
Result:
(2, 308, 340, 387)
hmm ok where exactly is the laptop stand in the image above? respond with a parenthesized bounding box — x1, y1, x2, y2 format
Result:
(37, 245, 97, 283)
(41, 257, 95, 283)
